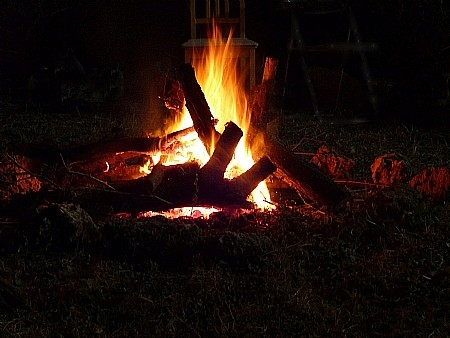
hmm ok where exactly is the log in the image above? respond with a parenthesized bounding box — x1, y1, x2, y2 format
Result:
(78, 161, 202, 215)
(249, 57, 280, 138)
(111, 161, 201, 196)
(178, 63, 221, 154)
(227, 156, 277, 200)
(200, 121, 243, 186)
(9, 126, 196, 164)
(75, 186, 255, 217)
(249, 127, 348, 210)
(67, 152, 150, 185)
(9, 137, 158, 164)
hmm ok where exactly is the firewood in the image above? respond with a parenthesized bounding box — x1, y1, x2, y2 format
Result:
(110, 162, 199, 196)
(178, 63, 221, 154)
(228, 156, 277, 200)
(85, 161, 202, 214)
(249, 57, 280, 137)
(200, 121, 243, 185)
(8, 131, 184, 166)
(249, 127, 349, 210)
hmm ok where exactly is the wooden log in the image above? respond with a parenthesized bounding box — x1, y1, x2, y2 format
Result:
(249, 57, 280, 138)
(75, 186, 255, 217)
(88, 161, 202, 214)
(249, 128, 348, 210)
(178, 63, 221, 154)
(110, 162, 200, 196)
(200, 121, 243, 185)
(227, 156, 277, 200)
(9, 126, 196, 165)
(67, 152, 150, 185)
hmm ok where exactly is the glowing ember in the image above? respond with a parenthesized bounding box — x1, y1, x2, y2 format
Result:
(142, 23, 272, 215)
(138, 207, 220, 220)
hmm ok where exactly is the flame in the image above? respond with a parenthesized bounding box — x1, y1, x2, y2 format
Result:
(142, 23, 272, 215)
(190, 24, 272, 208)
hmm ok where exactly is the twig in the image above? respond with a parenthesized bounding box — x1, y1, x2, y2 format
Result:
(334, 179, 389, 188)
(59, 154, 116, 191)
(292, 152, 316, 156)
(6, 153, 60, 190)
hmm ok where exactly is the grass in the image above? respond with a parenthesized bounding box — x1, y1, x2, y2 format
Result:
(0, 103, 449, 337)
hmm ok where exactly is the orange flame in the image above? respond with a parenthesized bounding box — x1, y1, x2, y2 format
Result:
(143, 23, 272, 214)
(191, 24, 272, 208)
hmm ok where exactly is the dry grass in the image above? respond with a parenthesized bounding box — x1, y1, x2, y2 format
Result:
(0, 104, 449, 337)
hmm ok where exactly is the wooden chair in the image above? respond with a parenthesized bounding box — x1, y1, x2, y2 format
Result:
(276, 0, 378, 120)
(182, 0, 258, 90)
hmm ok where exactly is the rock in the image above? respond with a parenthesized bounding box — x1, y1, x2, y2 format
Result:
(31, 203, 101, 252)
(409, 166, 450, 201)
(371, 153, 406, 186)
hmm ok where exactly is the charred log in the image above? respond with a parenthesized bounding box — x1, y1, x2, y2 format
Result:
(9, 126, 196, 165)
(111, 161, 201, 197)
(200, 121, 243, 186)
(249, 129, 349, 210)
(178, 63, 221, 154)
(249, 57, 280, 137)
(227, 156, 277, 201)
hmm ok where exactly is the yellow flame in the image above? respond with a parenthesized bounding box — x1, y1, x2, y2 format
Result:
(143, 23, 272, 211)
(190, 24, 271, 208)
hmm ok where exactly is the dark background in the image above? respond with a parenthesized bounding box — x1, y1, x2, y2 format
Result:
(1, 0, 449, 125)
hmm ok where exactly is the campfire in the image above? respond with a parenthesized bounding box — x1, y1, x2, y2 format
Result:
(6, 24, 348, 219)
(142, 24, 273, 217)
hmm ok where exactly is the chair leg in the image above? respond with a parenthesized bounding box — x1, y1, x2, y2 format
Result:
(249, 49, 256, 89)
(282, 11, 320, 118)
(184, 49, 192, 64)
(349, 9, 379, 120)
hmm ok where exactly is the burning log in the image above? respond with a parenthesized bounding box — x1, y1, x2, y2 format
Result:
(200, 121, 243, 186)
(72, 122, 275, 215)
(111, 161, 201, 196)
(228, 156, 276, 201)
(178, 63, 221, 154)
(9, 126, 195, 165)
(180, 61, 348, 210)
(249, 57, 280, 138)
(250, 129, 348, 210)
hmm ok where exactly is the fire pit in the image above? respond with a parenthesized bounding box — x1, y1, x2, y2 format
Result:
(4, 24, 347, 220)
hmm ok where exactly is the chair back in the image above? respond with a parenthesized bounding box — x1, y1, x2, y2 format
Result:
(189, 0, 246, 39)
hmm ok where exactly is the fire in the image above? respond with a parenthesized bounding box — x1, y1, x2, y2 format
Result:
(142, 23, 272, 216)
(189, 25, 271, 208)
